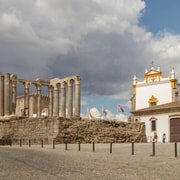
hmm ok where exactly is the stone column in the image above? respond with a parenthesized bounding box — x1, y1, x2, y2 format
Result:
(11, 76, 17, 115)
(0, 74, 4, 116)
(75, 76, 81, 118)
(67, 79, 73, 118)
(53, 84, 59, 116)
(4, 73, 10, 116)
(60, 81, 66, 118)
(36, 84, 42, 117)
(48, 85, 53, 117)
(24, 81, 30, 116)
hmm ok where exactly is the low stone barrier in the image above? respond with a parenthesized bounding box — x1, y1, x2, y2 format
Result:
(0, 117, 147, 144)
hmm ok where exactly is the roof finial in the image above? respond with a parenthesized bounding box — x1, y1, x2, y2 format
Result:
(151, 61, 154, 68)
(171, 67, 175, 79)
(133, 75, 137, 85)
(150, 61, 155, 70)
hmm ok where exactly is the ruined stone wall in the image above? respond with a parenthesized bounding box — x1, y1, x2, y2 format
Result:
(55, 119, 147, 143)
(0, 117, 60, 144)
(0, 117, 147, 144)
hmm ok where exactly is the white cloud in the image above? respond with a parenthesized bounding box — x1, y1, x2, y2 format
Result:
(0, 0, 180, 98)
(82, 107, 129, 121)
(115, 113, 128, 122)
(89, 0, 145, 34)
(104, 109, 128, 122)
(0, 0, 146, 53)
(151, 33, 180, 60)
(0, 13, 20, 28)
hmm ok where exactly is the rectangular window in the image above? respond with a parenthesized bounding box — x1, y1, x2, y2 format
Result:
(150, 102, 156, 106)
(151, 120, 156, 131)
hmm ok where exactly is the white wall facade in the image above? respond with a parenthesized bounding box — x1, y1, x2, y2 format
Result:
(136, 81, 172, 110)
(132, 67, 180, 142)
(140, 114, 169, 142)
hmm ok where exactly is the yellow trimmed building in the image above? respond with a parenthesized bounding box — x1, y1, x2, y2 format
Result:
(131, 66, 180, 142)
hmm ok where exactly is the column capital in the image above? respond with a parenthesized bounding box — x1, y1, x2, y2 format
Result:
(10, 74, 18, 80)
(12, 80, 17, 88)
(49, 85, 54, 89)
(48, 85, 54, 94)
(75, 76, 81, 85)
(54, 83, 60, 90)
(61, 81, 66, 88)
(35, 83, 42, 91)
(4, 73, 10, 76)
(23, 81, 31, 89)
(68, 79, 74, 86)
(4, 73, 10, 79)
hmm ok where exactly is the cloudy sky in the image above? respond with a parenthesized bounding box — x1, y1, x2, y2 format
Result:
(1, 0, 180, 120)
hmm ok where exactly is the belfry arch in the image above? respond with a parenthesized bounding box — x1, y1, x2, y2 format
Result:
(0, 72, 81, 119)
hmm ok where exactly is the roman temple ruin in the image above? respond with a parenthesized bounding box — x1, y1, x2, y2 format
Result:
(0, 72, 147, 144)
(0, 72, 81, 119)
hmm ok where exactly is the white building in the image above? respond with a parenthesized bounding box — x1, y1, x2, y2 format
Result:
(131, 65, 180, 142)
